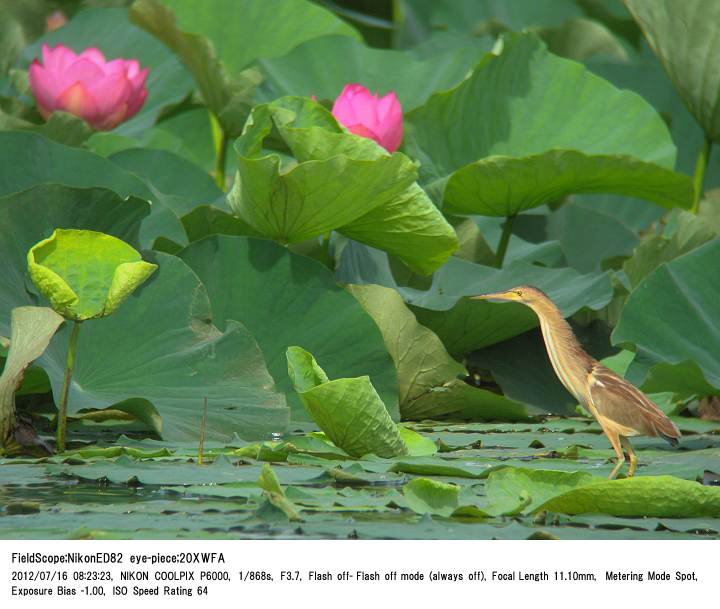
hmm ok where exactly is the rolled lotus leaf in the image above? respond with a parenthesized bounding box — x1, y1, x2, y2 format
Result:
(286, 346, 408, 458)
(0, 307, 63, 445)
(27, 229, 157, 321)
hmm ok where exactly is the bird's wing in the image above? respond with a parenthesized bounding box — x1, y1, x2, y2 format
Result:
(588, 363, 680, 439)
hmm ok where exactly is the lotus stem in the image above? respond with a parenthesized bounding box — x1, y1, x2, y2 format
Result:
(691, 136, 713, 214)
(57, 320, 81, 452)
(210, 113, 228, 190)
(198, 396, 208, 465)
(495, 214, 516, 267)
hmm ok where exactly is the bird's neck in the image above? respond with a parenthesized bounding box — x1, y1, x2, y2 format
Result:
(530, 300, 592, 402)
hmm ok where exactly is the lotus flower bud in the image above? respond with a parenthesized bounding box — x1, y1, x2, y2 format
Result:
(331, 83, 403, 152)
(29, 43, 148, 131)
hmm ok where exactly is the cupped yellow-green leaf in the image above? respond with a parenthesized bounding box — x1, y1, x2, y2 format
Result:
(230, 97, 417, 243)
(229, 97, 457, 274)
(27, 229, 157, 321)
(286, 346, 408, 458)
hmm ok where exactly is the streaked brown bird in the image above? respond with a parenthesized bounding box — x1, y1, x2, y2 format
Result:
(473, 286, 680, 478)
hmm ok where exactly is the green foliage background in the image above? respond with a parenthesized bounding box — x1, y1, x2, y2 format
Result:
(0, 0, 719, 540)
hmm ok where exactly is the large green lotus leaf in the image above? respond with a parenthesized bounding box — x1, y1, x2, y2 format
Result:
(181, 205, 261, 243)
(286, 346, 407, 459)
(0, 307, 63, 444)
(108, 148, 225, 217)
(336, 242, 611, 355)
(624, 0, 720, 140)
(130, 0, 357, 135)
(394, 0, 581, 48)
(338, 183, 458, 276)
(444, 150, 692, 217)
(347, 284, 528, 421)
(613, 239, 720, 395)
(129, 0, 260, 136)
(537, 17, 629, 62)
(257, 35, 489, 111)
(39, 253, 289, 442)
(0, 185, 149, 337)
(0, 188, 285, 441)
(408, 257, 612, 355)
(404, 34, 692, 215)
(229, 97, 457, 273)
(28, 229, 157, 321)
(22, 7, 193, 137)
(588, 54, 720, 185)
(229, 98, 415, 241)
(509, 197, 646, 274)
(155, 0, 357, 74)
(546, 198, 640, 273)
(468, 323, 617, 415)
(178, 235, 398, 420)
(0, 131, 186, 248)
(623, 211, 717, 289)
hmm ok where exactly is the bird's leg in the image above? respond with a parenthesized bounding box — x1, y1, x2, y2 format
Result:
(605, 428, 625, 479)
(620, 436, 637, 477)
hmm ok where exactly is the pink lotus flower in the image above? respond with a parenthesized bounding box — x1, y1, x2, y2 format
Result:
(29, 44, 148, 131)
(331, 84, 403, 152)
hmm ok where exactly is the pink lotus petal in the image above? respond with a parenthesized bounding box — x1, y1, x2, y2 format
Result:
(59, 58, 104, 90)
(95, 102, 130, 131)
(129, 67, 149, 94)
(126, 87, 147, 119)
(331, 83, 403, 152)
(103, 58, 129, 76)
(88, 72, 132, 118)
(29, 43, 149, 131)
(29, 61, 61, 113)
(124, 59, 141, 79)
(56, 81, 101, 126)
(78, 47, 107, 67)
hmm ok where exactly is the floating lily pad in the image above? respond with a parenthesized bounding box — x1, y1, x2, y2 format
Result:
(402, 478, 461, 517)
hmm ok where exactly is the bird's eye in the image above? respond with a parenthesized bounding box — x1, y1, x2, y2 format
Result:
(515, 290, 523, 296)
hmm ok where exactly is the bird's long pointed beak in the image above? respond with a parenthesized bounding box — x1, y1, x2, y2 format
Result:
(471, 291, 516, 303)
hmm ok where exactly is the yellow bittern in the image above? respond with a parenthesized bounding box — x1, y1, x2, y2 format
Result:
(473, 285, 680, 479)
